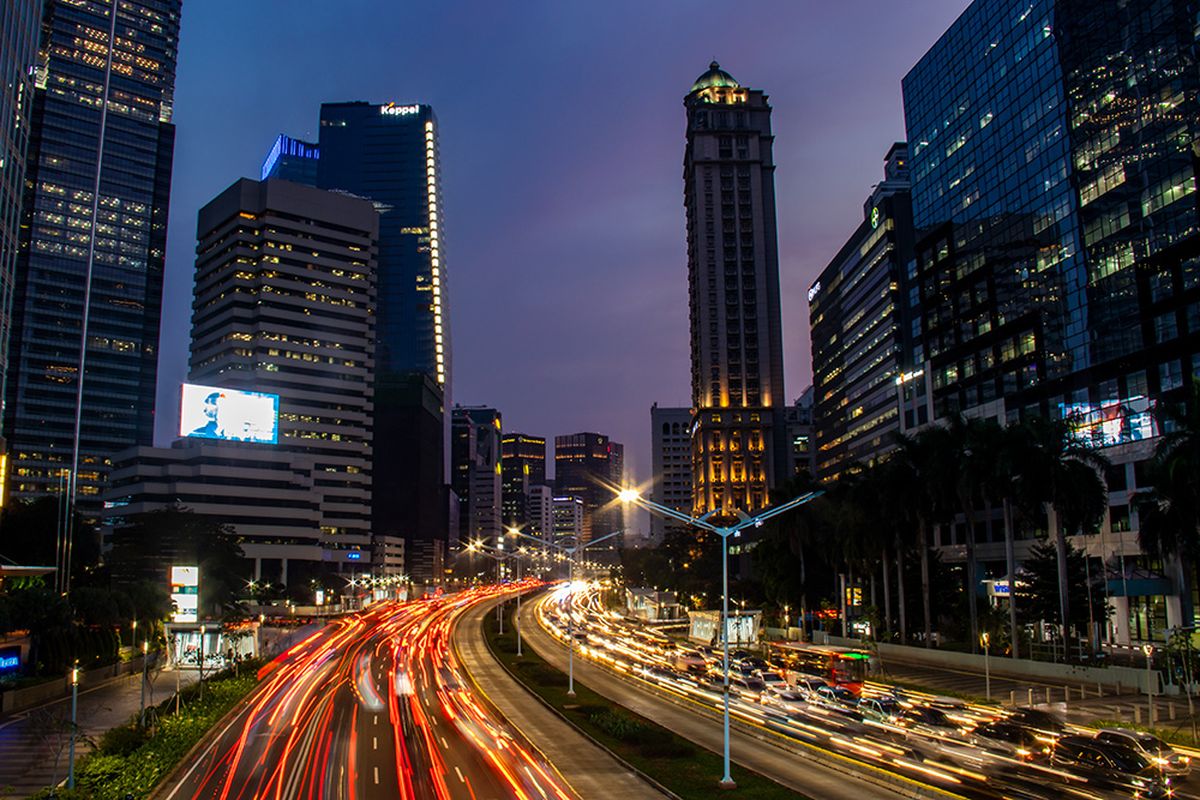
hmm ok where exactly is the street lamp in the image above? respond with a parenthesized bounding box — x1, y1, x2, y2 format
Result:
(617, 486, 820, 790)
(1143, 644, 1155, 725)
(67, 662, 79, 789)
(140, 640, 149, 726)
(507, 527, 625, 697)
(981, 632, 991, 700)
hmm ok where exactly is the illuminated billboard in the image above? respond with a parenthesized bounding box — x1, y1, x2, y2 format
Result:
(1061, 396, 1157, 448)
(170, 565, 199, 623)
(179, 383, 279, 444)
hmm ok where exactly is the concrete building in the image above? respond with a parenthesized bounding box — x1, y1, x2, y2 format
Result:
(783, 387, 816, 481)
(649, 404, 693, 546)
(528, 484, 554, 541)
(554, 432, 623, 544)
(682, 62, 787, 517)
(551, 495, 584, 547)
(500, 432, 546, 531)
(451, 406, 502, 546)
(808, 145, 918, 481)
(6, 0, 181, 506)
(103, 178, 384, 584)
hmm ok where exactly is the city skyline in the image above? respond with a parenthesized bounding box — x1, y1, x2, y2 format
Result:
(156, 1, 971, 486)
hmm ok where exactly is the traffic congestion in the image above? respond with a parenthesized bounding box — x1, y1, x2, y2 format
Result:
(537, 581, 1198, 800)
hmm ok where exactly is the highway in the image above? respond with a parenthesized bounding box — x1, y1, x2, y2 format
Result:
(534, 582, 1200, 800)
(163, 584, 575, 800)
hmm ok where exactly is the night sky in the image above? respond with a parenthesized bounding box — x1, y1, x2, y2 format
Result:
(157, 1, 970, 501)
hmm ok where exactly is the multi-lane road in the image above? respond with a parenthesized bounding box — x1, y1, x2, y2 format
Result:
(164, 584, 574, 800)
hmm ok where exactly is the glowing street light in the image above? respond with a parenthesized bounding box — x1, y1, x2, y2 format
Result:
(617, 485, 820, 790)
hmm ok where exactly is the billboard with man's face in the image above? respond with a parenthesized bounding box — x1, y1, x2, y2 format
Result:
(179, 383, 280, 444)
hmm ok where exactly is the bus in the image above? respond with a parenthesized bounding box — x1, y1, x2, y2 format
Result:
(768, 642, 871, 696)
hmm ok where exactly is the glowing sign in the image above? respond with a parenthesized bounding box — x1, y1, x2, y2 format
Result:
(1061, 396, 1157, 448)
(170, 565, 199, 623)
(807, 281, 821, 303)
(380, 104, 419, 116)
(870, 206, 881, 229)
(346, 552, 362, 561)
(0, 646, 19, 674)
(180, 383, 279, 445)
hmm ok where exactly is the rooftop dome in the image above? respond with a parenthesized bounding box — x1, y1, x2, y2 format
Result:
(690, 61, 740, 93)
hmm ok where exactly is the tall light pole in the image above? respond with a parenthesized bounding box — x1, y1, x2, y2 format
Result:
(67, 662, 79, 789)
(140, 640, 149, 726)
(617, 486, 820, 790)
(1144, 644, 1155, 725)
(507, 527, 624, 697)
(981, 632, 991, 701)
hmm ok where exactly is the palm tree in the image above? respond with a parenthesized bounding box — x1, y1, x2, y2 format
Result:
(1136, 380, 1200, 630)
(1022, 416, 1109, 650)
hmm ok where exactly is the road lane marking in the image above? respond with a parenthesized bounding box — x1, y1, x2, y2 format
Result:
(440, 736, 449, 749)
(373, 714, 379, 725)
(373, 766, 379, 785)
(372, 736, 378, 750)
(455, 766, 466, 783)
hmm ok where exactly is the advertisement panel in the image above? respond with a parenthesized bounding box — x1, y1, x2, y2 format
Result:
(1060, 396, 1157, 448)
(179, 383, 279, 444)
(170, 565, 200, 623)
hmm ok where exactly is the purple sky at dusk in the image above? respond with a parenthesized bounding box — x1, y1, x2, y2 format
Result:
(156, 1, 970, 503)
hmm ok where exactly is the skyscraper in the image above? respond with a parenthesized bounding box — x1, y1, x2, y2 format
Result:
(105, 177, 383, 584)
(451, 406, 502, 545)
(649, 404, 692, 546)
(683, 62, 786, 517)
(269, 100, 451, 552)
(0, 1, 39, 454)
(554, 432, 623, 544)
(808, 145, 918, 481)
(6, 0, 181, 505)
(500, 432, 546, 531)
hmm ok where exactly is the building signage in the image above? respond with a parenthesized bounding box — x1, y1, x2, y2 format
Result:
(170, 565, 199, 623)
(870, 206, 881, 229)
(987, 580, 1011, 597)
(380, 104, 419, 116)
(807, 281, 821, 303)
(0, 646, 19, 674)
(180, 383, 279, 445)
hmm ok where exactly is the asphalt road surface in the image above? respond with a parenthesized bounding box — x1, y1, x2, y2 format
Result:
(163, 584, 574, 800)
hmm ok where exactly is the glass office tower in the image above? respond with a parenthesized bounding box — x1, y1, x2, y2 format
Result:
(6, 0, 181, 505)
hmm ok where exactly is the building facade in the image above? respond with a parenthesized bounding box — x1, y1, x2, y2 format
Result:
(0, 0, 40, 450)
(551, 494, 584, 547)
(649, 404, 692, 546)
(808, 145, 919, 481)
(683, 62, 787, 517)
(260, 134, 319, 185)
(7, 0, 181, 505)
(554, 432, 623, 544)
(901, 0, 1200, 640)
(103, 178, 381, 583)
(451, 406, 502, 545)
(783, 387, 816, 481)
(500, 432, 546, 531)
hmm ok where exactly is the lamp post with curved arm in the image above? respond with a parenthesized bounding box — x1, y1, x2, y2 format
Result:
(616, 487, 821, 790)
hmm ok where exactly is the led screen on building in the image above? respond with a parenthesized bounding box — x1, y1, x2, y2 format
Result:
(1061, 396, 1157, 448)
(179, 383, 279, 444)
(170, 565, 199, 623)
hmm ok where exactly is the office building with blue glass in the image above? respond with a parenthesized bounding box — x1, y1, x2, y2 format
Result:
(6, 0, 181, 506)
(265, 100, 451, 561)
(901, 0, 1200, 641)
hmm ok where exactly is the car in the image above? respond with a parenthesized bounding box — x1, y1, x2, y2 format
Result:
(1006, 707, 1066, 735)
(1051, 736, 1172, 799)
(857, 696, 903, 723)
(971, 721, 1049, 761)
(762, 688, 807, 714)
(814, 684, 858, 706)
(740, 656, 769, 673)
(1095, 728, 1191, 776)
(899, 705, 959, 732)
(671, 649, 708, 673)
(793, 677, 828, 698)
(758, 671, 788, 690)
(729, 675, 766, 697)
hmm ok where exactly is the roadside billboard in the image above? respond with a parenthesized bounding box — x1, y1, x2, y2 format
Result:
(179, 383, 279, 444)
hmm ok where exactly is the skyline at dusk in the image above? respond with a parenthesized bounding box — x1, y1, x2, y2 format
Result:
(157, 2, 971, 485)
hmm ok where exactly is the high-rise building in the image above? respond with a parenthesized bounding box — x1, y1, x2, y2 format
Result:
(901, 0, 1200, 640)
(783, 387, 816, 481)
(260, 134, 319, 184)
(808, 145, 919, 481)
(268, 101, 451, 553)
(551, 495, 584, 548)
(0, 1, 39, 451)
(451, 406, 502, 545)
(528, 484, 554, 542)
(649, 404, 692, 546)
(6, 0, 181, 505)
(683, 62, 787, 517)
(554, 432, 623, 544)
(500, 432, 546, 531)
(104, 178, 382, 583)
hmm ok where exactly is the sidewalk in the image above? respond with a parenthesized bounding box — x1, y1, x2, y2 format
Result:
(0, 666, 197, 799)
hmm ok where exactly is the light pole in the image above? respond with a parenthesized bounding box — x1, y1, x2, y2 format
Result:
(198, 624, 206, 701)
(140, 640, 149, 726)
(1144, 644, 1155, 726)
(617, 486, 820, 790)
(981, 632, 991, 701)
(506, 527, 624, 697)
(67, 662, 79, 789)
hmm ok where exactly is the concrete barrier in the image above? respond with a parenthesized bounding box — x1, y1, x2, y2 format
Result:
(819, 635, 1156, 693)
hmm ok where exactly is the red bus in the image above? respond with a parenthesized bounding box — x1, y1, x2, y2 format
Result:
(768, 642, 870, 696)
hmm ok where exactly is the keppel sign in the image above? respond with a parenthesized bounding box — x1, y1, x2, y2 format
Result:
(380, 104, 418, 116)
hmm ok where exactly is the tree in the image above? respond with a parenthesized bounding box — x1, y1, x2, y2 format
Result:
(1017, 540, 1106, 641)
(1022, 416, 1109, 643)
(1136, 379, 1200, 629)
